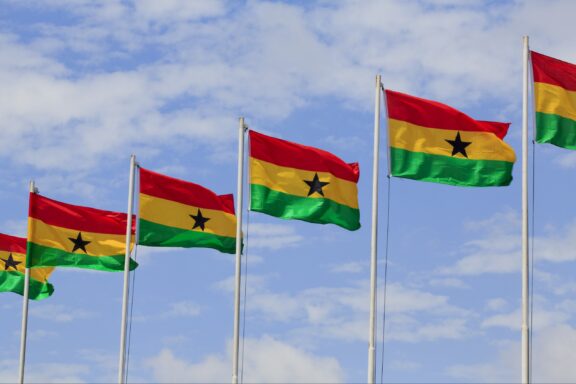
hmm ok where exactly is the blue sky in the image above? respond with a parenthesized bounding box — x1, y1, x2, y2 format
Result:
(2, 0, 576, 382)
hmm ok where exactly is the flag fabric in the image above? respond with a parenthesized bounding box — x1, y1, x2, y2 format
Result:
(531, 50, 576, 149)
(27, 193, 137, 272)
(139, 168, 237, 254)
(0, 233, 54, 300)
(249, 130, 360, 231)
(386, 89, 516, 187)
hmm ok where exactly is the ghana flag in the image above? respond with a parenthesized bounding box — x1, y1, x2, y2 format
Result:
(27, 193, 137, 272)
(386, 90, 515, 187)
(531, 51, 576, 149)
(249, 130, 360, 231)
(0, 233, 54, 300)
(139, 168, 237, 254)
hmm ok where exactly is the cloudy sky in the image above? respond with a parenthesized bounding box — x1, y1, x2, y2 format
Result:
(3, 0, 576, 383)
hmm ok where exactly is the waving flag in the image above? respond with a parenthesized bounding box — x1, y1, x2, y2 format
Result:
(27, 193, 137, 272)
(139, 168, 237, 254)
(249, 130, 360, 231)
(532, 50, 576, 149)
(386, 89, 515, 187)
(0, 233, 54, 300)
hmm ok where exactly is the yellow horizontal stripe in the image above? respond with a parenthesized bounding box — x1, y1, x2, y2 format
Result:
(0, 250, 54, 282)
(139, 193, 237, 238)
(249, 158, 359, 209)
(535, 82, 576, 121)
(29, 218, 129, 257)
(388, 119, 516, 162)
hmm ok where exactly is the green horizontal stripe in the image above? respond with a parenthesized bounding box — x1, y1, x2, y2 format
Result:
(139, 219, 236, 254)
(27, 242, 137, 272)
(250, 184, 360, 231)
(535, 112, 576, 150)
(0, 271, 54, 300)
(390, 147, 513, 187)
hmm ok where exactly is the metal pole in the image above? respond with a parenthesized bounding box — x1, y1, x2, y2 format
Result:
(118, 155, 136, 384)
(18, 180, 36, 384)
(521, 36, 530, 384)
(368, 74, 382, 384)
(232, 117, 246, 384)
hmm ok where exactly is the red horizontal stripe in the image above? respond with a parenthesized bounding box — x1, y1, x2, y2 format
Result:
(29, 193, 135, 235)
(249, 130, 359, 183)
(385, 90, 510, 140)
(532, 51, 576, 91)
(0, 233, 26, 253)
(139, 168, 235, 214)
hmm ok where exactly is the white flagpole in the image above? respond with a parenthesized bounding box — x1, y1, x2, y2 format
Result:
(118, 154, 136, 384)
(18, 180, 36, 384)
(521, 35, 530, 384)
(232, 117, 246, 384)
(368, 74, 382, 384)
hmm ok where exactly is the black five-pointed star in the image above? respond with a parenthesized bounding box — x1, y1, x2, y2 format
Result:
(190, 209, 210, 231)
(304, 173, 330, 196)
(2, 253, 21, 270)
(445, 131, 472, 158)
(68, 232, 91, 253)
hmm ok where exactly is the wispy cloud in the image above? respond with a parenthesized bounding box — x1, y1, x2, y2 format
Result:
(330, 261, 366, 274)
(0, 359, 90, 383)
(164, 300, 202, 318)
(29, 304, 94, 322)
(0, 0, 554, 178)
(241, 278, 472, 343)
(144, 336, 345, 383)
(437, 210, 576, 276)
(247, 223, 303, 250)
(447, 324, 576, 383)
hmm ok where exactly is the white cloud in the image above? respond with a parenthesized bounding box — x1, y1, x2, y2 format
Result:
(135, 0, 226, 22)
(146, 349, 227, 383)
(0, 359, 90, 383)
(127, 300, 202, 322)
(447, 350, 518, 384)
(438, 211, 576, 276)
(77, 349, 117, 382)
(447, 324, 576, 383)
(481, 309, 520, 330)
(388, 359, 421, 372)
(553, 152, 576, 168)
(532, 324, 576, 382)
(330, 261, 366, 274)
(145, 336, 345, 383)
(533, 221, 576, 263)
(161, 334, 188, 346)
(428, 278, 468, 289)
(0, 0, 555, 177)
(29, 304, 94, 322)
(438, 210, 520, 275)
(244, 280, 470, 343)
(165, 300, 201, 318)
(27, 329, 57, 341)
(485, 298, 508, 311)
(212, 273, 269, 295)
(247, 223, 303, 250)
(481, 302, 571, 332)
(324, 135, 368, 153)
(213, 272, 471, 345)
(388, 317, 470, 343)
